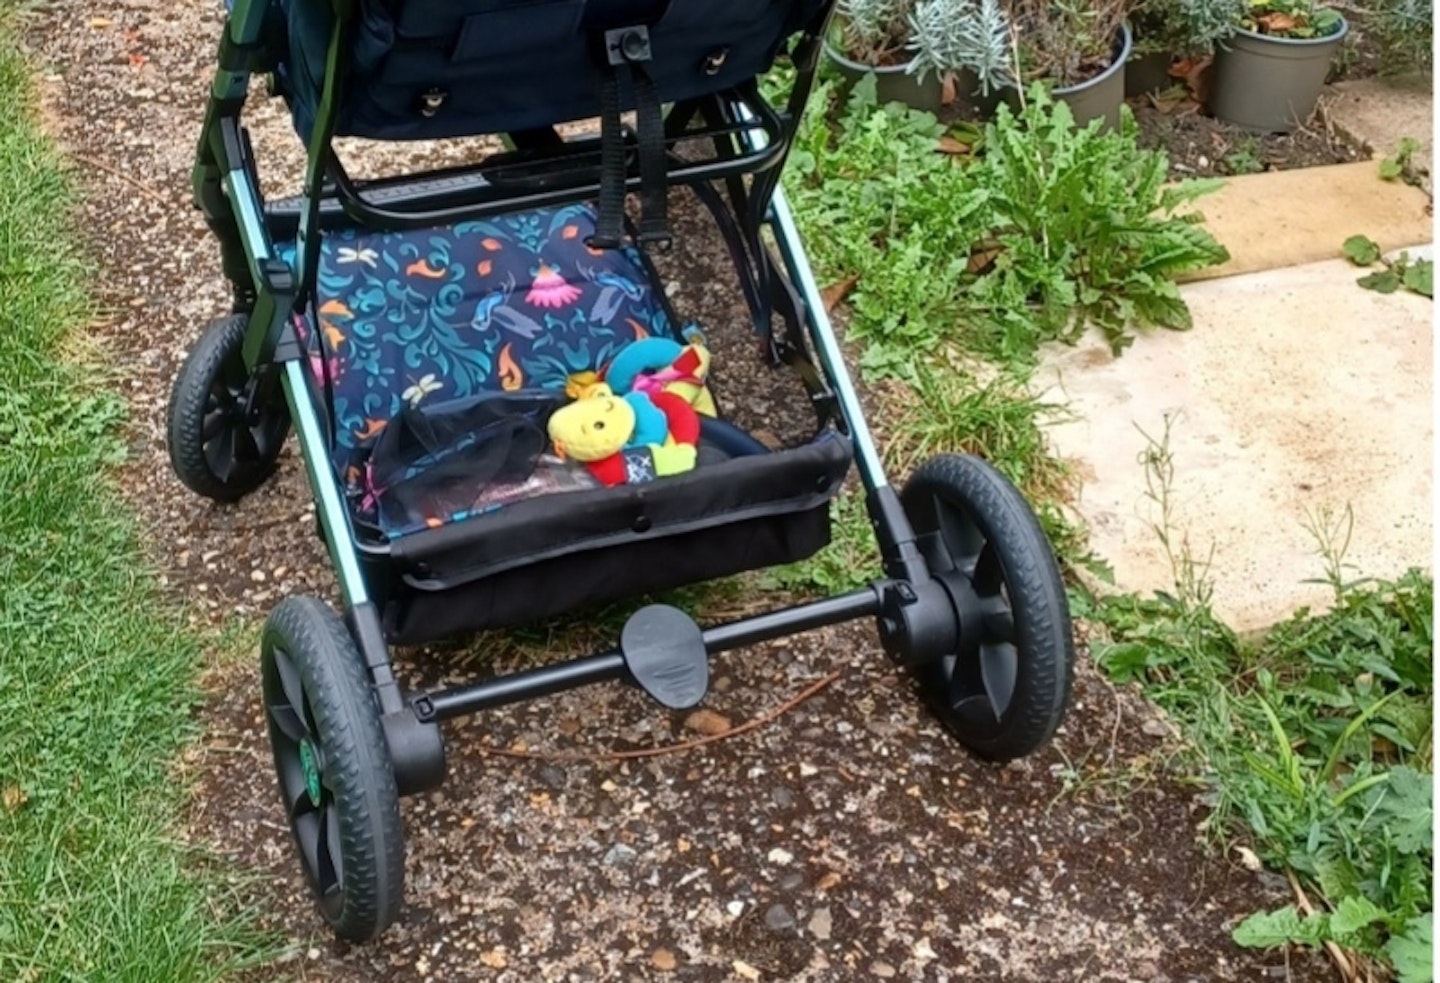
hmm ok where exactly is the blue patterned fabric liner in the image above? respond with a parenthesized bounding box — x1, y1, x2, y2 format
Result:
(286, 203, 685, 533)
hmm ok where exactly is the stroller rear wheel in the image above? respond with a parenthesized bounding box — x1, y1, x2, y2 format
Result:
(167, 314, 289, 502)
(899, 454, 1074, 762)
(260, 597, 405, 942)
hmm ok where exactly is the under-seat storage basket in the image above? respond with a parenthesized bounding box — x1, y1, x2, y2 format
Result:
(380, 430, 852, 643)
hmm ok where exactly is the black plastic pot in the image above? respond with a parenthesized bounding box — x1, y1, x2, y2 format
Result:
(1209, 16, 1349, 132)
(1125, 49, 1176, 97)
(824, 45, 944, 113)
(1053, 23, 1133, 130)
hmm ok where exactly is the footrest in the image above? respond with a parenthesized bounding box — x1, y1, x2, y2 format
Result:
(620, 605, 709, 710)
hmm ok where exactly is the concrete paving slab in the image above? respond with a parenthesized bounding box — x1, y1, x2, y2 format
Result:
(1180, 162, 1435, 281)
(1329, 75, 1434, 194)
(1036, 257, 1432, 633)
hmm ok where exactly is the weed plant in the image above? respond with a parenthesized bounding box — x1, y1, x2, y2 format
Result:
(785, 76, 1228, 369)
(1078, 425, 1433, 981)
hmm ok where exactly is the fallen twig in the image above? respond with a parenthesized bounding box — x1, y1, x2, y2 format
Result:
(72, 152, 171, 207)
(477, 671, 843, 763)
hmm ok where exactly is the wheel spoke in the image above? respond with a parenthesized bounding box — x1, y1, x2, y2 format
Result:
(218, 353, 250, 392)
(981, 597, 1016, 645)
(201, 409, 229, 442)
(233, 422, 262, 462)
(915, 531, 953, 574)
(271, 649, 313, 732)
(318, 806, 344, 896)
(295, 810, 323, 877)
(972, 541, 1004, 596)
(935, 496, 983, 570)
(979, 642, 1018, 720)
(268, 702, 309, 744)
(282, 756, 321, 821)
(204, 424, 237, 482)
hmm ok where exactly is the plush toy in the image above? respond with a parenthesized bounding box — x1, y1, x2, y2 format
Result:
(547, 383, 700, 487)
(604, 337, 717, 417)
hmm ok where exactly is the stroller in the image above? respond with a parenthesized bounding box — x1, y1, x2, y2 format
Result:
(168, 0, 1075, 941)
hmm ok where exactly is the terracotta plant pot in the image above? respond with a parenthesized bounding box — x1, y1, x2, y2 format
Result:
(1209, 16, 1349, 132)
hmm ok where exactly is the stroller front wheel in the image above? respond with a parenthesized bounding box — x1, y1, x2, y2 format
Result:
(260, 597, 405, 942)
(166, 314, 290, 502)
(899, 454, 1075, 762)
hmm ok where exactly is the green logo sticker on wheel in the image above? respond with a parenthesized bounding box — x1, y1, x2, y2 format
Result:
(299, 738, 323, 806)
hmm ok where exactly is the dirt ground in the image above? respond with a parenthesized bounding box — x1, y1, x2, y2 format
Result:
(23, 1, 1337, 980)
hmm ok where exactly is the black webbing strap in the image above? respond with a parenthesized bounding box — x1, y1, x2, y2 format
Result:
(588, 61, 627, 250)
(631, 62, 670, 249)
(588, 26, 670, 251)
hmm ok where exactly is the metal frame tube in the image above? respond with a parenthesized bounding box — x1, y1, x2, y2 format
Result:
(419, 589, 881, 722)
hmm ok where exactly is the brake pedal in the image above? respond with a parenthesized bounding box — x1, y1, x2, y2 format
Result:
(620, 605, 708, 709)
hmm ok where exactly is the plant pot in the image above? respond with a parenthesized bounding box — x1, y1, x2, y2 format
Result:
(824, 44, 944, 114)
(1125, 49, 1176, 97)
(1054, 22, 1133, 130)
(1209, 17, 1349, 132)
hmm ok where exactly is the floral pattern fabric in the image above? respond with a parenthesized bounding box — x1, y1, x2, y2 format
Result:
(292, 203, 682, 506)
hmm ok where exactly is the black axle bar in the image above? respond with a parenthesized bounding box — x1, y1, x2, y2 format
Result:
(413, 588, 883, 723)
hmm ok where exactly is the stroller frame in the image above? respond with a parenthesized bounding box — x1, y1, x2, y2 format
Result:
(174, 0, 1074, 940)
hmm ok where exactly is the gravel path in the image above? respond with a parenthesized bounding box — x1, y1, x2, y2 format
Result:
(25, 3, 1331, 980)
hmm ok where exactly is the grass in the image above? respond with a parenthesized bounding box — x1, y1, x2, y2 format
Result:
(1076, 426, 1433, 981)
(0, 25, 274, 981)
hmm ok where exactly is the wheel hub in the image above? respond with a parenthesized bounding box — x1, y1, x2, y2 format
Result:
(298, 737, 323, 807)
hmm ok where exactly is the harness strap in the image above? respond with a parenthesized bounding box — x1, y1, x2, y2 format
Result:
(588, 26, 670, 251)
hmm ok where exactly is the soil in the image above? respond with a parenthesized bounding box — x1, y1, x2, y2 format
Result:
(22, 1, 1334, 980)
(1126, 7, 1388, 182)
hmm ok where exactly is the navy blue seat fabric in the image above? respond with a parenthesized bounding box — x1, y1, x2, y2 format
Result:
(278, 0, 827, 140)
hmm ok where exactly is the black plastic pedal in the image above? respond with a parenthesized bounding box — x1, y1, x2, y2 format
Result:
(620, 605, 708, 709)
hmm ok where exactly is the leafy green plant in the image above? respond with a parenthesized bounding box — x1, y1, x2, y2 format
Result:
(1223, 135, 1265, 174)
(835, 0, 914, 65)
(1368, 0, 1433, 74)
(1241, 0, 1346, 38)
(1343, 235, 1433, 298)
(1083, 424, 1433, 979)
(966, 89, 1229, 358)
(1379, 136, 1421, 181)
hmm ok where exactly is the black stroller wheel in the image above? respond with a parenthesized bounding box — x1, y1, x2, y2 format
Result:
(899, 454, 1074, 762)
(167, 314, 289, 502)
(260, 597, 404, 942)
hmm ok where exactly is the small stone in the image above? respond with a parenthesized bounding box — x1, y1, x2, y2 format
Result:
(733, 960, 761, 981)
(713, 674, 733, 692)
(651, 948, 678, 971)
(767, 847, 793, 865)
(807, 906, 832, 941)
(479, 948, 507, 969)
(1141, 718, 1172, 738)
(914, 938, 938, 960)
(539, 765, 567, 791)
(798, 763, 818, 777)
(815, 871, 841, 892)
(603, 843, 637, 866)
(871, 961, 896, 978)
(249, 569, 266, 583)
(771, 787, 794, 808)
(305, 948, 320, 960)
(764, 903, 797, 934)
(779, 872, 805, 891)
(684, 709, 732, 737)
(726, 900, 746, 918)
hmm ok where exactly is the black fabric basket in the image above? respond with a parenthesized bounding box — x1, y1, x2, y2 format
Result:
(379, 430, 851, 643)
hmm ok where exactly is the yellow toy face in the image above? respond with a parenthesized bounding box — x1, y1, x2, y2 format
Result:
(547, 385, 635, 462)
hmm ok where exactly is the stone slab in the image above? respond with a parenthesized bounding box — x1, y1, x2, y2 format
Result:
(1329, 75, 1434, 194)
(1036, 257, 1432, 633)
(1178, 161, 1434, 281)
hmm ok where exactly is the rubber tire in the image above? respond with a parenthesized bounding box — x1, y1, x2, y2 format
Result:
(167, 314, 289, 502)
(899, 454, 1075, 762)
(260, 597, 405, 942)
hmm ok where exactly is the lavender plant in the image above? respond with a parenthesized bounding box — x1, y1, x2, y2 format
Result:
(905, 0, 1017, 96)
(836, 0, 914, 65)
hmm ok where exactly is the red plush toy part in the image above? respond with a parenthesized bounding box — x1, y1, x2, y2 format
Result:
(649, 391, 700, 445)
